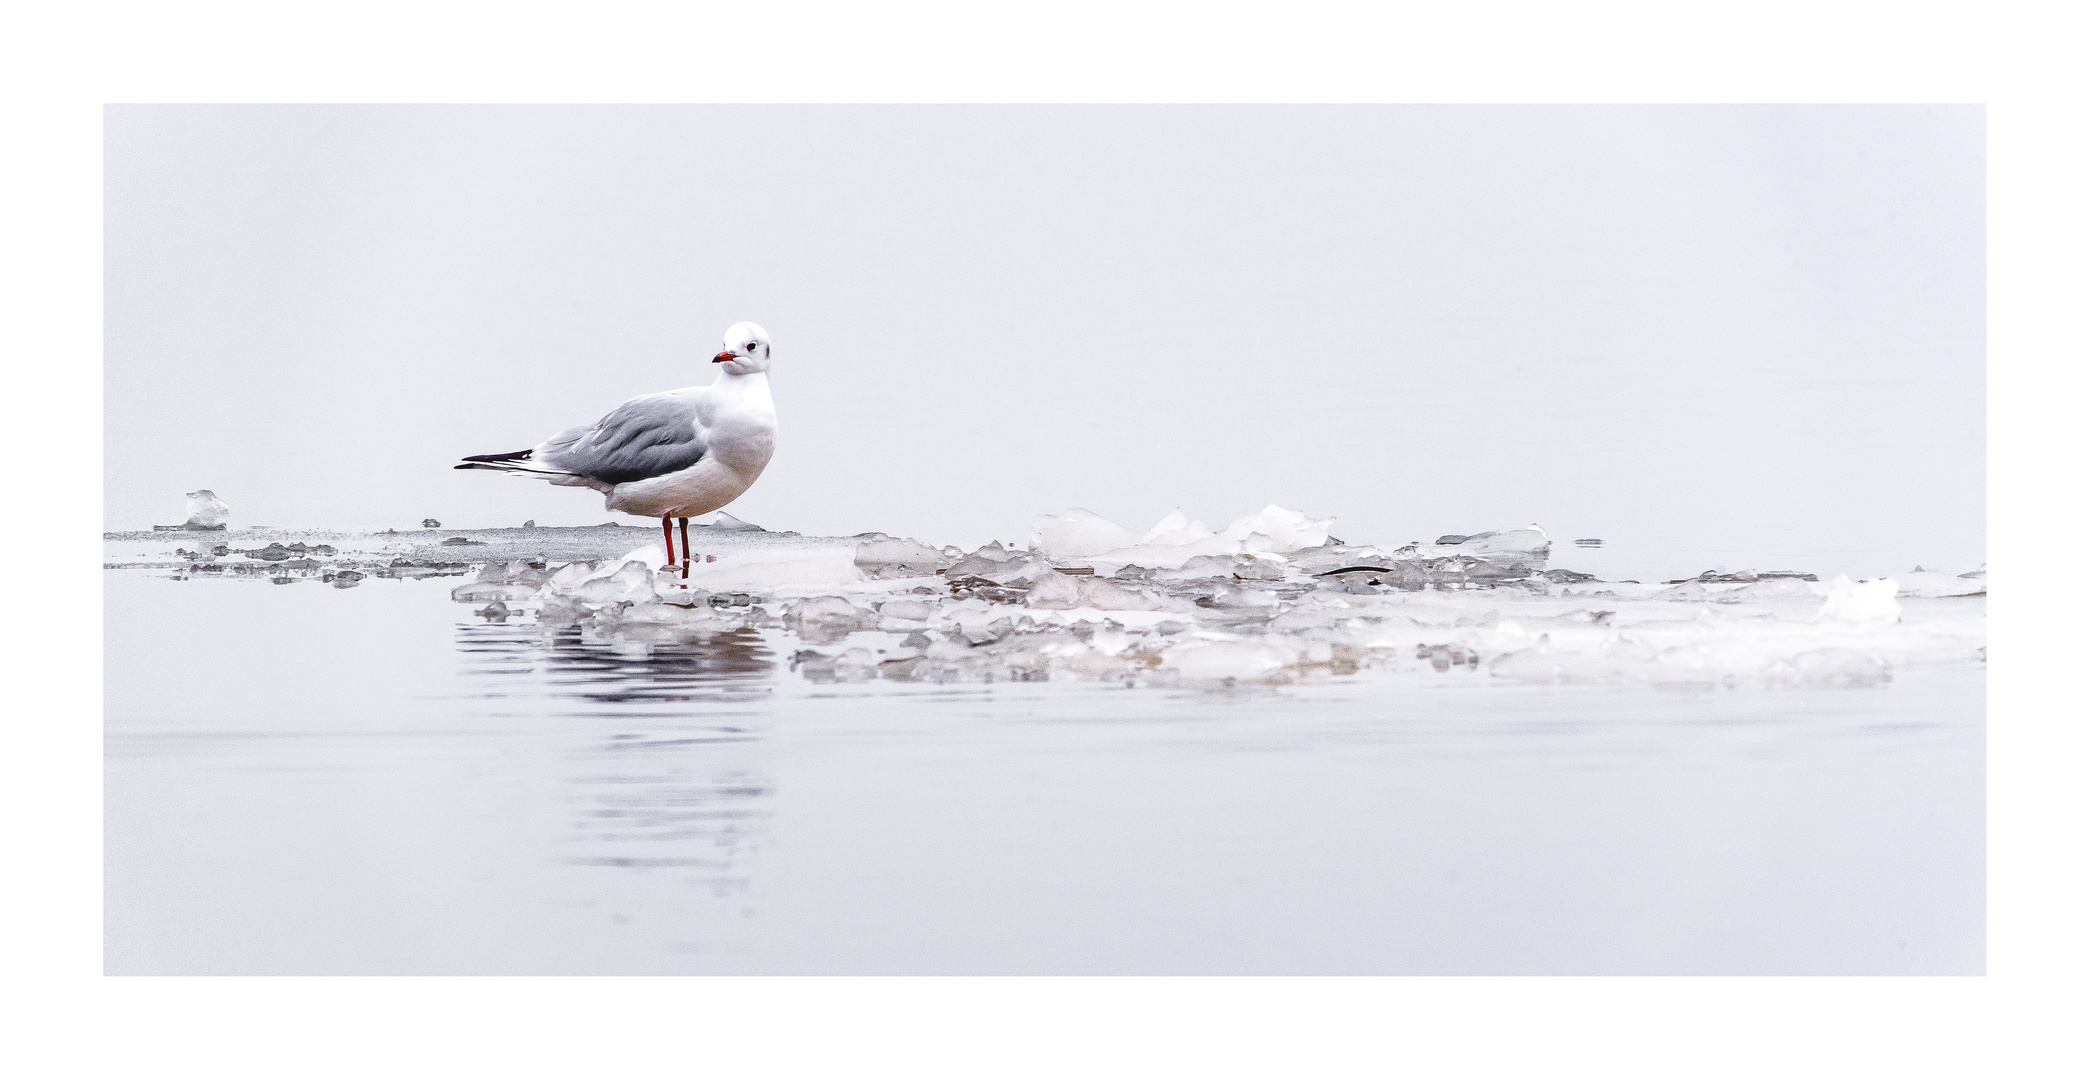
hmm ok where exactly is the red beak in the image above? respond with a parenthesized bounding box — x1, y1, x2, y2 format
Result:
(713, 350, 736, 363)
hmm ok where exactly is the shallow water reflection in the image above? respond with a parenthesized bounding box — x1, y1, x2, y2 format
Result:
(105, 572, 1984, 974)
(457, 623, 775, 710)
(451, 622, 780, 949)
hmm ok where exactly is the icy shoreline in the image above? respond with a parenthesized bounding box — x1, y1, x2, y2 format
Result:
(105, 506, 1985, 690)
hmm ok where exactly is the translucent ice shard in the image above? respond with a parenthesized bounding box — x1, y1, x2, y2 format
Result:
(1030, 509, 1143, 560)
(943, 542, 1015, 579)
(854, 536, 944, 579)
(1219, 505, 1336, 554)
(1026, 572, 1177, 612)
(1029, 505, 1339, 572)
(1024, 570, 1082, 608)
(962, 551, 1063, 586)
(784, 596, 874, 643)
(1450, 525, 1549, 566)
(558, 551, 664, 607)
(1140, 509, 1217, 546)
(183, 489, 230, 529)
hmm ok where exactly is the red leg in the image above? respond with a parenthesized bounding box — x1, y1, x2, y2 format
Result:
(660, 514, 676, 572)
(679, 517, 692, 580)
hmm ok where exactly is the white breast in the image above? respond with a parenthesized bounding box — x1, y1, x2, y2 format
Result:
(606, 373, 776, 519)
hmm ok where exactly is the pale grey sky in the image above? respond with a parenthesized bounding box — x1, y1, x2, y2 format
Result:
(105, 105, 1982, 578)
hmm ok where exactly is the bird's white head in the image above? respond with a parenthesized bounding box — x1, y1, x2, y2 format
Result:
(713, 321, 772, 375)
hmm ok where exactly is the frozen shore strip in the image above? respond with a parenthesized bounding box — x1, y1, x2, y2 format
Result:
(107, 506, 1985, 689)
(101, 513, 823, 576)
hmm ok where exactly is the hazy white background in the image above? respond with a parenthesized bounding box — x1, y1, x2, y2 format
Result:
(105, 105, 1982, 577)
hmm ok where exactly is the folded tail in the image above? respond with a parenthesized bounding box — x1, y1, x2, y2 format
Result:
(455, 449, 573, 476)
(460, 448, 533, 464)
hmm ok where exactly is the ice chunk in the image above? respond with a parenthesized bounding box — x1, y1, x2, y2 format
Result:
(784, 596, 874, 643)
(568, 559, 662, 606)
(1074, 578, 1172, 611)
(943, 542, 1017, 579)
(943, 553, 1005, 578)
(183, 489, 230, 529)
(1303, 527, 1552, 587)
(1025, 569, 1083, 609)
(1205, 583, 1281, 609)
(969, 551, 1064, 586)
(1141, 509, 1217, 546)
(854, 536, 944, 579)
(946, 601, 1019, 645)
(1219, 505, 1336, 554)
(787, 596, 868, 625)
(1234, 555, 1292, 581)
(1150, 554, 1248, 580)
(1022, 568, 1177, 611)
(968, 541, 1016, 561)
(535, 546, 663, 606)
(1142, 551, 1286, 582)
(877, 598, 935, 621)
(1389, 527, 1551, 571)
(468, 559, 547, 589)
(1022, 505, 1337, 572)
(1454, 525, 1549, 566)
(1816, 576, 1901, 624)
(1031, 508, 1143, 560)
(541, 559, 605, 593)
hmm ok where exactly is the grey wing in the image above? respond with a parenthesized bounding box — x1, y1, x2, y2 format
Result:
(537, 392, 707, 485)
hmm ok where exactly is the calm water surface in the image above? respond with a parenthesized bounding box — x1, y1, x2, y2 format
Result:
(105, 570, 1983, 974)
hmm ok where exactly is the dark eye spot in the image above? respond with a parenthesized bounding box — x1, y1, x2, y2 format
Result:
(747, 342, 758, 351)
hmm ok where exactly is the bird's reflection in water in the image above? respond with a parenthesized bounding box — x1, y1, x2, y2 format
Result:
(455, 621, 780, 950)
(454, 621, 776, 715)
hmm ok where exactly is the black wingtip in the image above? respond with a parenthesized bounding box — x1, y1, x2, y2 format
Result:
(460, 449, 535, 464)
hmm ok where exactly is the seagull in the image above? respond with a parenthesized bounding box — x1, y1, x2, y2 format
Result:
(455, 321, 778, 580)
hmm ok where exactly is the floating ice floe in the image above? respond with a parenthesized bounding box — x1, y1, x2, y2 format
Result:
(434, 505, 1983, 691)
